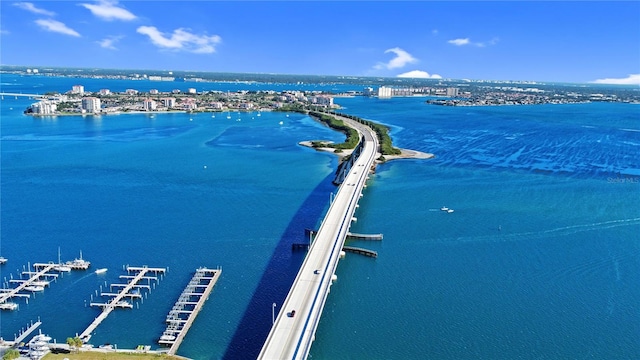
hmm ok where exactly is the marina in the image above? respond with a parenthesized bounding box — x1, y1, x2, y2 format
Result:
(79, 266, 166, 343)
(159, 267, 222, 355)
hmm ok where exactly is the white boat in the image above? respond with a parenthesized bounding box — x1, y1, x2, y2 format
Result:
(25, 285, 45, 292)
(257, 112, 261, 117)
(32, 280, 50, 287)
(95, 268, 108, 274)
(115, 300, 133, 308)
(66, 250, 90, 269)
(447, 209, 454, 213)
(0, 257, 7, 264)
(440, 206, 449, 211)
(54, 247, 72, 272)
(159, 334, 176, 341)
(0, 302, 18, 310)
(279, 121, 284, 125)
(54, 264, 71, 272)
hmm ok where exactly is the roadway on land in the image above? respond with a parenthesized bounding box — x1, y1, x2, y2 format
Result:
(258, 113, 379, 360)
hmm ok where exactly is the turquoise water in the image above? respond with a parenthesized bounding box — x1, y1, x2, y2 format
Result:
(1, 74, 639, 359)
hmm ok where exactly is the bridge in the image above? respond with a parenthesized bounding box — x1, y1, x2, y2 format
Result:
(0, 92, 45, 99)
(258, 113, 379, 359)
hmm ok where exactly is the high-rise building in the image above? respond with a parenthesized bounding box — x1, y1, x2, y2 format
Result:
(81, 97, 101, 113)
(71, 85, 85, 94)
(143, 99, 157, 111)
(446, 87, 459, 97)
(378, 86, 392, 98)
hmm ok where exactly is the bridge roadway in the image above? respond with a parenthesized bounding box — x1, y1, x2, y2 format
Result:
(258, 114, 379, 360)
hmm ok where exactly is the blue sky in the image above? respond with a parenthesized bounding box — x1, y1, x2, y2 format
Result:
(1, 1, 639, 84)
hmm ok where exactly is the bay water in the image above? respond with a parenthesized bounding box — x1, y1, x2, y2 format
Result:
(1, 74, 638, 359)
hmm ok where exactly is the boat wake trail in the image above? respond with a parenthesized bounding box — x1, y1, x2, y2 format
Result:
(433, 217, 640, 244)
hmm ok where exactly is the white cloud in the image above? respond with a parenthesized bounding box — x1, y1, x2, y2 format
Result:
(449, 37, 499, 47)
(448, 38, 470, 46)
(13, 2, 56, 16)
(0, 29, 10, 35)
(374, 47, 417, 70)
(35, 19, 80, 37)
(137, 26, 221, 54)
(80, 0, 136, 21)
(397, 70, 442, 79)
(592, 74, 640, 85)
(97, 35, 123, 50)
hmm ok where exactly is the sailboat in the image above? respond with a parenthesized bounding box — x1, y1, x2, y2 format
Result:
(54, 247, 71, 272)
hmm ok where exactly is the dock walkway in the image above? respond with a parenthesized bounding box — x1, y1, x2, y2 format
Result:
(79, 266, 165, 342)
(159, 267, 221, 355)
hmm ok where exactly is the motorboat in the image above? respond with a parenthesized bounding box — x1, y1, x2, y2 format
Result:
(0, 257, 7, 264)
(0, 302, 18, 310)
(95, 268, 108, 274)
(440, 206, 449, 211)
(25, 285, 45, 292)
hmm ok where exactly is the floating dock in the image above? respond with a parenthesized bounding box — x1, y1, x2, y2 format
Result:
(0, 263, 56, 308)
(158, 267, 221, 355)
(79, 265, 165, 342)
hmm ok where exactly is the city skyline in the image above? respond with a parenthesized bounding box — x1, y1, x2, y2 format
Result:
(1, 1, 639, 84)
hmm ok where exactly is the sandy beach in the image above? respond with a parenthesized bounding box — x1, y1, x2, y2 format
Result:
(298, 141, 434, 162)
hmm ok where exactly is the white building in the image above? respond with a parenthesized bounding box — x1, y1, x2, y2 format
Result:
(149, 89, 159, 95)
(99, 89, 111, 96)
(310, 95, 334, 107)
(143, 98, 157, 111)
(187, 88, 197, 94)
(363, 87, 375, 97)
(30, 100, 57, 115)
(162, 97, 176, 108)
(81, 97, 101, 113)
(71, 85, 85, 94)
(125, 89, 139, 95)
(378, 86, 392, 98)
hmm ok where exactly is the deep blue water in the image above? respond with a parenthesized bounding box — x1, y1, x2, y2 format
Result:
(1, 74, 639, 359)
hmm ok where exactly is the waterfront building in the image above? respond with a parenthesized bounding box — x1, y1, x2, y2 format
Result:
(182, 98, 197, 110)
(363, 87, 375, 97)
(172, 89, 181, 94)
(150, 89, 159, 95)
(310, 95, 334, 107)
(71, 85, 85, 94)
(187, 88, 197, 94)
(81, 97, 101, 113)
(209, 102, 223, 110)
(29, 100, 57, 115)
(98, 89, 111, 96)
(143, 98, 157, 111)
(378, 86, 392, 98)
(446, 87, 459, 97)
(239, 102, 254, 110)
(161, 97, 176, 108)
(125, 89, 139, 95)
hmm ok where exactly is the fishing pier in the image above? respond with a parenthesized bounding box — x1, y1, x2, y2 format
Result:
(79, 266, 166, 342)
(159, 267, 222, 355)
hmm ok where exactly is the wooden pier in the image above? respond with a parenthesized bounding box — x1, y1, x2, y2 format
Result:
(79, 266, 165, 342)
(159, 267, 221, 355)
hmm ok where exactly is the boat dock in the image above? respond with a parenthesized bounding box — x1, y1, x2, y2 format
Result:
(159, 267, 221, 355)
(79, 266, 165, 342)
(0, 263, 56, 308)
(10, 320, 43, 347)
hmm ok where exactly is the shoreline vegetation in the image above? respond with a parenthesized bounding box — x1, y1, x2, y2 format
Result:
(297, 109, 434, 163)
